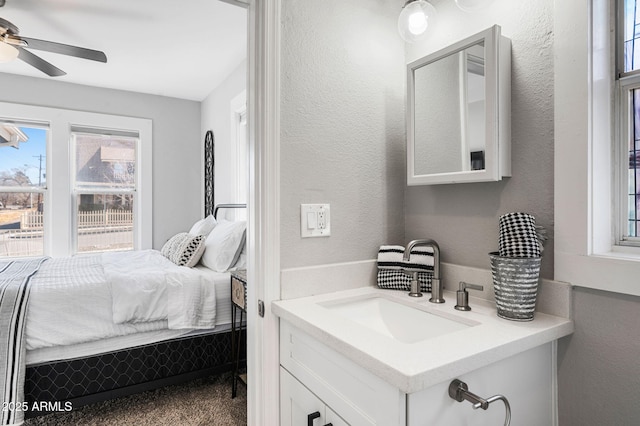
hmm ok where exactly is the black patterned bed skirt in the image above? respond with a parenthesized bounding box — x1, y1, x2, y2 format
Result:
(24, 329, 244, 417)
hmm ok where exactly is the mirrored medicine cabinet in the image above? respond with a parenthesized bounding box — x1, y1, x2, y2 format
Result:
(407, 25, 511, 185)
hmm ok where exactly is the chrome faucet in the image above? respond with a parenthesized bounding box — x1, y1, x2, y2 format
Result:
(403, 239, 444, 303)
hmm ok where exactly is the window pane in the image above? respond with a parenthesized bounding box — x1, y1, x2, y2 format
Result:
(629, 89, 640, 237)
(0, 124, 47, 188)
(625, 0, 640, 72)
(0, 193, 44, 257)
(74, 134, 136, 188)
(77, 194, 133, 253)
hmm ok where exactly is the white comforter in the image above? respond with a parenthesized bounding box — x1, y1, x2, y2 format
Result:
(26, 250, 219, 350)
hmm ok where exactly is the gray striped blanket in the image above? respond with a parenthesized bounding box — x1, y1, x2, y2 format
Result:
(0, 257, 48, 426)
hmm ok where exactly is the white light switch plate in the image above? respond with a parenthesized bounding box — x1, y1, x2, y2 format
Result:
(301, 204, 330, 238)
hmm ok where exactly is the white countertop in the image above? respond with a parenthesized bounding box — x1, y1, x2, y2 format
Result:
(272, 286, 574, 394)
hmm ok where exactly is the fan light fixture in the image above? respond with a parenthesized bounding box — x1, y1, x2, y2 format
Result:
(0, 41, 18, 63)
(398, 0, 437, 43)
(0, 17, 106, 77)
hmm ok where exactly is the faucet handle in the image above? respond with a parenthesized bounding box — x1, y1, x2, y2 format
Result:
(458, 281, 484, 292)
(454, 281, 484, 311)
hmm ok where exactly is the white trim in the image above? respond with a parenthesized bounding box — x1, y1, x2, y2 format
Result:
(459, 50, 470, 172)
(0, 101, 152, 257)
(246, 0, 281, 424)
(554, 0, 640, 296)
(230, 90, 248, 207)
(551, 340, 559, 426)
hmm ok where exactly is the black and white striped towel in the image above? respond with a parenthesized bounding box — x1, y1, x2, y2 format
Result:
(498, 212, 541, 258)
(377, 245, 434, 272)
(0, 257, 48, 426)
(377, 245, 433, 292)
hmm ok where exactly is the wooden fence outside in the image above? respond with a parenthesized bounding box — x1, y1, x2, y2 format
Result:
(1, 210, 134, 257)
(21, 209, 133, 229)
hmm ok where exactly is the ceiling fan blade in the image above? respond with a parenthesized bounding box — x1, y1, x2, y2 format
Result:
(17, 46, 66, 77)
(19, 36, 107, 63)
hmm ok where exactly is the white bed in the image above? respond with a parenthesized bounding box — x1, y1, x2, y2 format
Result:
(14, 204, 249, 420)
(25, 249, 233, 365)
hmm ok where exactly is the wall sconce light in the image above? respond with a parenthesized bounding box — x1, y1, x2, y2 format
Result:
(398, 0, 437, 43)
(0, 40, 18, 63)
(454, 0, 495, 12)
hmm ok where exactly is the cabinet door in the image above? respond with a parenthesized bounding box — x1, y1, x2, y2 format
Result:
(281, 368, 329, 426)
(326, 407, 349, 426)
(281, 321, 405, 425)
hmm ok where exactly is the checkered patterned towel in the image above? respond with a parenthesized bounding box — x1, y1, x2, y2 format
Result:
(376, 245, 434, 291)
(498, 212, 541, 258)
(377, 269, 432, 292)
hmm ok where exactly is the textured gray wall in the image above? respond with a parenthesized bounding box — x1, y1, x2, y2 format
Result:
(280, 0, 406, 268)
(404, 0, 555, 278)
(558, 288, 640, 424)
(0, 73, 201, 249)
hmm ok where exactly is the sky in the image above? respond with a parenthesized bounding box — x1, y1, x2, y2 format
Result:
(0, 126, 47, 187)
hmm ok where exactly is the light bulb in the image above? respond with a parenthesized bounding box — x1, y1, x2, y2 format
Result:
(0, 42, 19, 63)
(454, 0, 495, 13)
(407, 11, 428, 35)
(398, 0, 437, 43)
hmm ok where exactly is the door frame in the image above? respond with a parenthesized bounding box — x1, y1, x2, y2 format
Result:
(245, 0, 281, 424)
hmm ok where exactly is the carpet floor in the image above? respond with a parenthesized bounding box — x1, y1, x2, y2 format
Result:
(23, 374, 247, 426)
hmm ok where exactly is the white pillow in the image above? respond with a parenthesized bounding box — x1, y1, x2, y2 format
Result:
(229, 243, 247, 271)
(161, 233, 206, 267)
(200, 220, 247, 272)
(188, 215, 217, 236)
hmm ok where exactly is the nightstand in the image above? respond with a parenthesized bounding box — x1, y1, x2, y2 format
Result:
(230, 270, 247, 398)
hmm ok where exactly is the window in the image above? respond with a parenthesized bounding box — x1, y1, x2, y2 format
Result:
(555, 0, 640, 297)
(72, 129, 138, 253)
(618, 0, 640, 245)
(0, 102, 152, 258)
(0, 122, 48, 257)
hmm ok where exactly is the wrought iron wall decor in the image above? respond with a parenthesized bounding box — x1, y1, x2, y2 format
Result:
(204, 130, 215, 217)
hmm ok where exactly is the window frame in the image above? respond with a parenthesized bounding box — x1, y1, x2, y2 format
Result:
(0, 120, 50, 258)
(70, 128, 140, 254)
(555, 0, 640, 297)
(615, 0, 640, 246)
(0, 102, 152, 257)
(616, 74, 640, 246)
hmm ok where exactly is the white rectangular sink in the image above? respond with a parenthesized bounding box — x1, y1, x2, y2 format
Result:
(321, 296, 472, 344)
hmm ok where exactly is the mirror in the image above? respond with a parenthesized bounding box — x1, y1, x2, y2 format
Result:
(407, 25, 511, 185)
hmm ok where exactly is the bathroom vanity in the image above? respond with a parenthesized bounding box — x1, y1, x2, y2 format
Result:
(273, 287, 573, 426)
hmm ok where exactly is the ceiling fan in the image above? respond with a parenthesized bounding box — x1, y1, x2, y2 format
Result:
(0, 16, 107, 77)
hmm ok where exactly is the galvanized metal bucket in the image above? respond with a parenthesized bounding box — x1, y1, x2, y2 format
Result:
(488, 252, 542, 321)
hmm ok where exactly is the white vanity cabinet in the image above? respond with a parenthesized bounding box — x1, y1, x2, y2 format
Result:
(280, 321, 406, 426)
(280, 320, 557, 426)
(281, 368, 349, 426)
